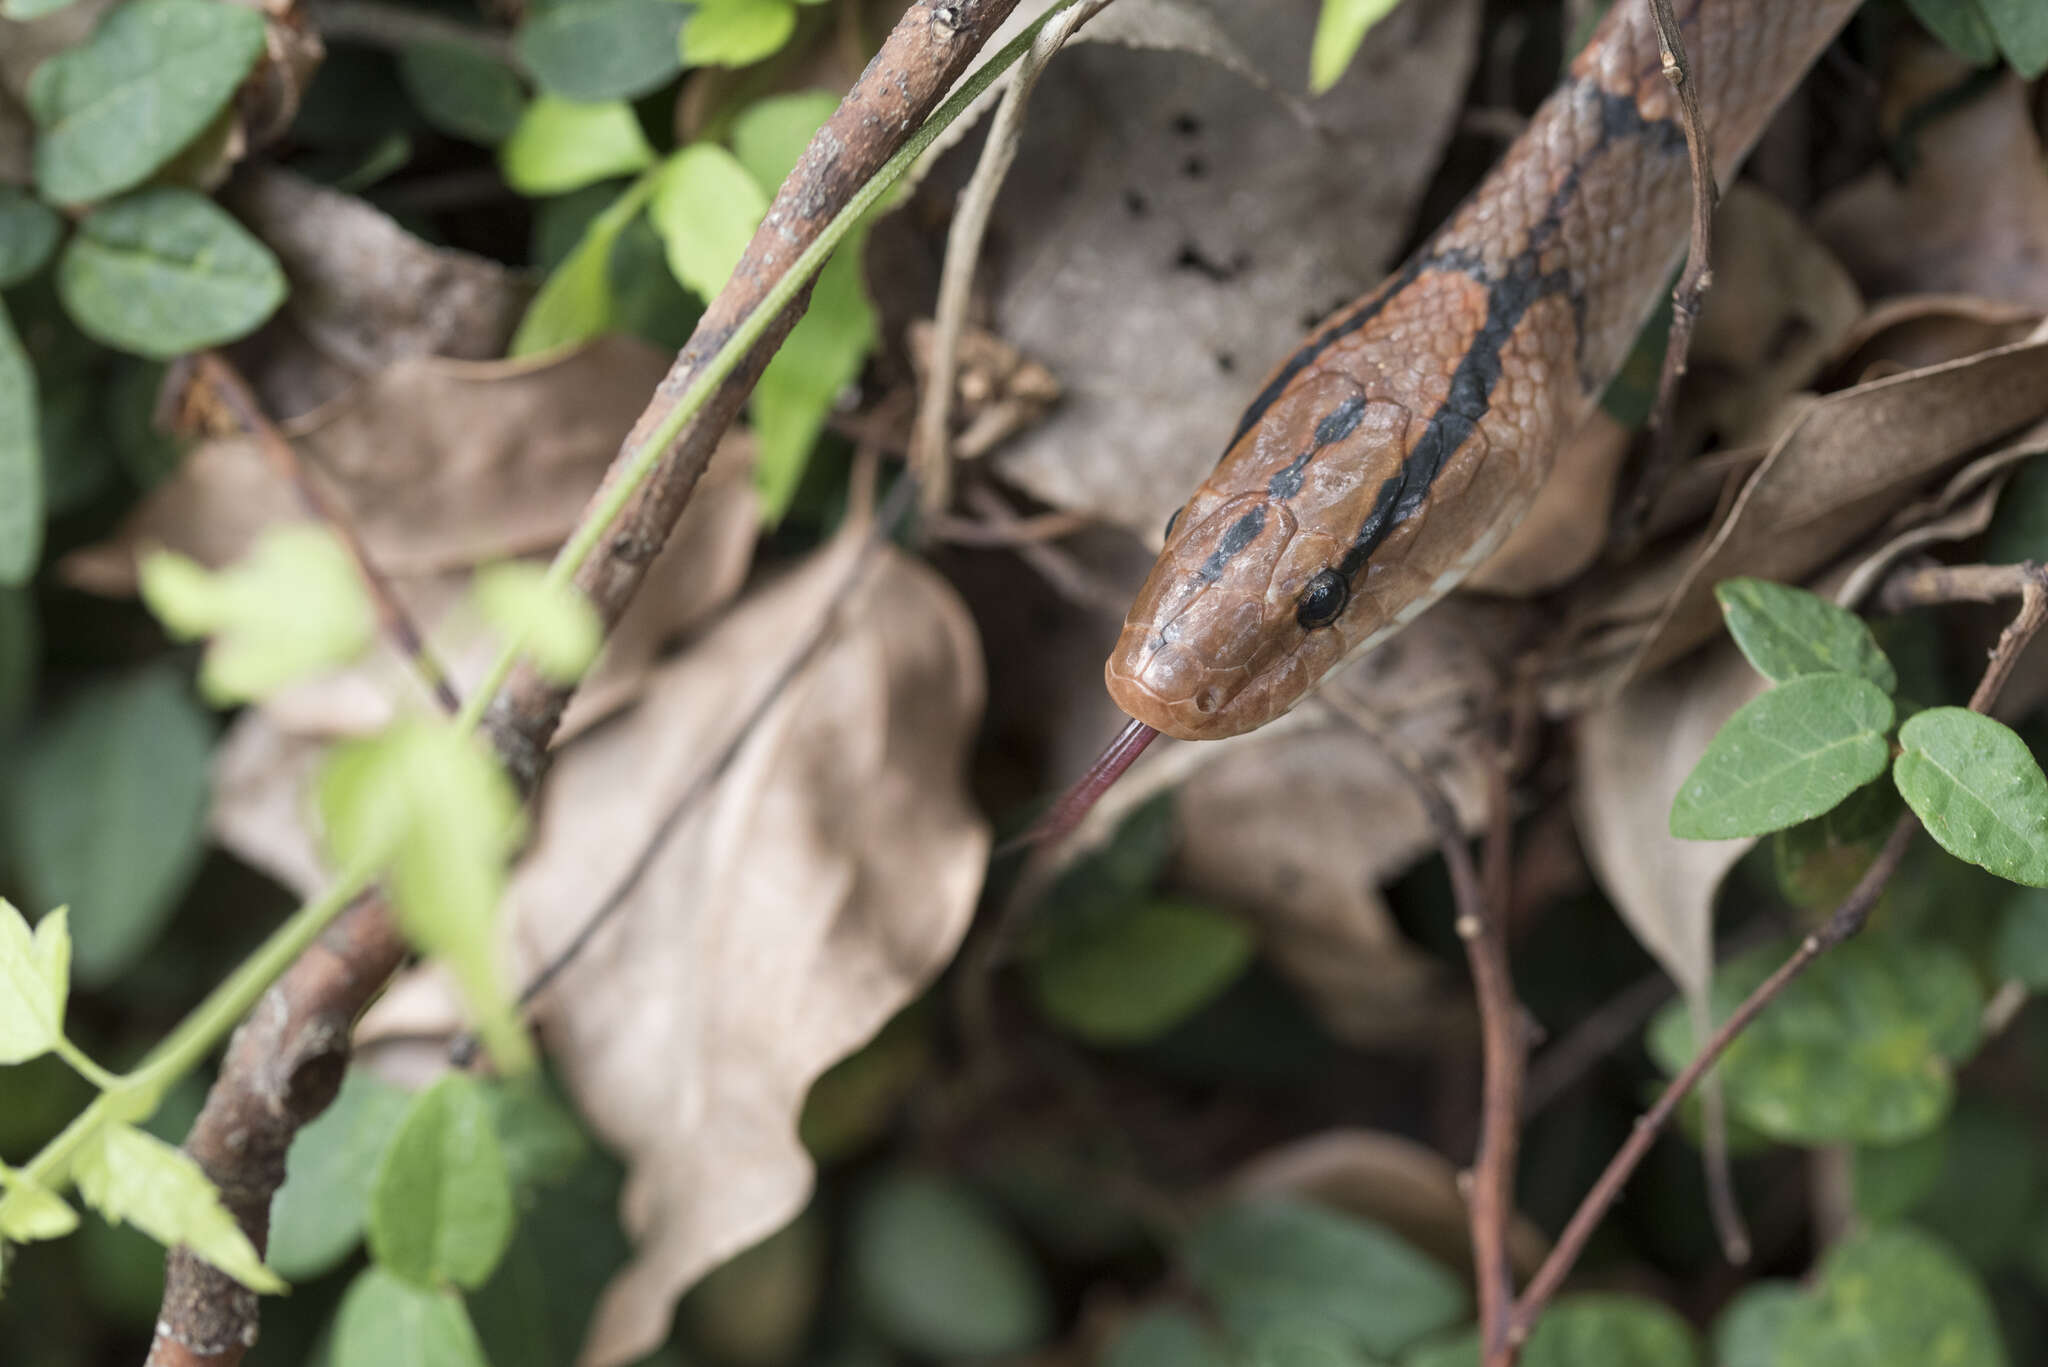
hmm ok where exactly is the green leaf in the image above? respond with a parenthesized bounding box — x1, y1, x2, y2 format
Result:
(468, 1148, 631, 1367)
(0, 299, 41, 586)
(469, 563, 600, 684)
(398, 42, 528, 146)
(852, 1171, 1052, 1358)
(1983, 456, 2048, 564)
(730, 90, 840, 189)
(318, 721, 531, 1071)
(1979, 0, 2048, 76)
(1247, 1317, 1381, 1367)
(1648, 936, 1982, 1144)
(28, 0, 267, 204)
(1773, 780, 1904, 908)
(141, 526, 378, 704)
(1028, 898, 1254, 1045)
(1669, 674, 1895, 840)
(368, 1073, 516, 1290)
(682, 0, 798, 68)
(752, 237, 875, 521)
(1185, 1197, 1467, 1359)
(1308, 0, 1400, 93)
(1407, 1294, 1699, 1367)
(516, 0, 687, 101)
(1769, 1226, 2005, 1367)
(1714, 578, 1897, 691)
(1102, 1308, 1233, 1367)
(1993, 884, 2048, 986)
(56, 187, 287, 359)
(1852, 1127, 1947, 1222)
(1904, 0, 2001, 63)
(4, 666, 211, 985)
(1898, 1102, 2040, 1270)
(74, 1122, 284, 1292)
(333, 1266, 491, 1367)
(510, 176, 655, 355)
(0, 1165, 80, 1240)
(500, 95, 655, 196)
(1710, 1283, 1808, 1367)
(1895, 707, 2048, 886)
(480, 1076, 589, 1197)
(650, 143, 769, 300)
(0, 901, 69, 1064)
(268, 1067, 412, 1280)
(2, 0, 83, 19)
(0, 187, 62, 287)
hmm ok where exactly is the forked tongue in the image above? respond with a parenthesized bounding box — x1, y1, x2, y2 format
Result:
(1005, 716, 1159, 855)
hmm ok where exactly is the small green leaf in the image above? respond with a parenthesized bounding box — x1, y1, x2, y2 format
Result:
(28, 0, 267, 204)
(730, 90, 840, 190)
(1772, 1226, 2004, 1367)
(649, 143, 768, 300)
(510, 177, 655, 355)
(0, 299, 41, 586)
(1669, 674, 1895, 840)
(268, 1068, 412, 1280)
(0, 187, 62, 287)
(1, 0, 82, 19)
(752, 238, 875, 522)
(0, 1166, 80, 1240)
(467, 1148, 633, 1367)
(1773, 780, 1904, 908)
(682, 0, 798, 68)
(1896, 1103, 2040, 1270)
(141, 526, 378, 704)
(852, 1172, 1052, 1359)
(1028, 899, 1254, 1045)
(1710, 1283, 1808, 1367)
(471, 561, 602, 684)
(1308, 0, 1400, 93)
(1186, 1197, 1467, 1359)
(0, 901, 69, 1064)
(398, 42, 528, 146)
(74, 1123, 284, 1292)
(369, 1073, 516, 1290)
(1979, 0, 2048, 76)
(1407, 1294, 1700, 1367)
(1904, 0, 2001, 63)
(1649, 936, 1982, 1144)
(480, 1077, 588, 1197)
(1714, 578, 1897, 691)
(1993, 884, 2048, 987)
(4, 666, 212, 985)
(500, 96, 656, 196)
(516, 0, 687, 101)
(333, 1266, 491, 1367)
(1852, 1128, 1947, 1222)
(317, 721, 531, 1071)
(57, 188, 287, 359)
(1102, 1308, 1233, 1367)
(1895, 707, 2048, 886)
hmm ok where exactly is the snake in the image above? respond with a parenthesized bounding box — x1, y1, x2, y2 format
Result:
(1093, 0, 1866, 759)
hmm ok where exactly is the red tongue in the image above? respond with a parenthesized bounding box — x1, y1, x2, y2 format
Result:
(1009, 717, 1160, 854)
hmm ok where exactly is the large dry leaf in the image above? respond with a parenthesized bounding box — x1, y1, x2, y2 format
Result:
(502, 534, 988, 1367)
(1815, 59, 2048, 311)
(64, 336, 678, 591)
(1465, 412, 1633, 595)
(986, 0, 1480, 539)
(226, 168, 533, 374)
(1232, 1129, 1550, 1282)
(1627, 337, 2048, 676)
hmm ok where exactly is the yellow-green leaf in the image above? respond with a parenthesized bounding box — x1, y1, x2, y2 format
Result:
(471, 562, 602, 685)
(682, 0, 798, 68)
(500, 96, 655, 197)
(1895, 708, 2048, 886)
(0, 1166, 79, 1241)
(1308, 0, 1400, 94)
(0, 901, 68, 1064)
(509, 175, 656, 356)
(74, 1123, 284, 1292)
(649, 143, 768, 300)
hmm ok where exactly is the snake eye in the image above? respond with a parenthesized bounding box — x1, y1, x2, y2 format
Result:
(1162, 506, 1181, 540)
(1295, 569, 1349, 630)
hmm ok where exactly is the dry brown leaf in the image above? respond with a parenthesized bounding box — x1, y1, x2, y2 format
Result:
(985, 0, 1480, 540)
(1830, 294, 2042, 378)
(1575, 643, 1763, 1001)
(1627, 337, 2048, 676)
(498, 533, 988, 1367)
(227, 168, 533, 374)
(63, 336, 678, 591)
(1815, 58, 2048, 310)
(1231, 1129, 1550, 1282)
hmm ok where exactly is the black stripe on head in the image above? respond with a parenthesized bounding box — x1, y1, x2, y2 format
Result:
(1196, 505, 1268, 584)
(1267, 393, 1370, 500)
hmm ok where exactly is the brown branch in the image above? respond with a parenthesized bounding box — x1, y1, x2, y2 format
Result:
(1876, 561, 2041, 614)
(189, 352, 462, 715)
(1511, 564, 2048, 1338)
(1616, 0, 1717, 549)
(1331, 697, 1522, 1365)
(149, 5, 1025, 1362)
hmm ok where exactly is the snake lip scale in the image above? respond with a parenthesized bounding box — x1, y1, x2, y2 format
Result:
(1099, 0, 1866, 744)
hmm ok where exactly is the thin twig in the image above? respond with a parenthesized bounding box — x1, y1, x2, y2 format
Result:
(1617, 0, 1718, 549)
(190, 352, 462, 715)
(962, 485, 1132, 615)
(908, 0, 1116, 514)
(1511, 565, 2048, 1337)
(1876, 561, 2040, 614)
(927, 506, 1094, 547)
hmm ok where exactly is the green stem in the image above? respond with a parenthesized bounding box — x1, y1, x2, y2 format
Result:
(455, 0, 1078, 733)
(52, 1037, 122, 1093)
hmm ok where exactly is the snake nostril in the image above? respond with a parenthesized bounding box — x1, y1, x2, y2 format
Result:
(1195, 687, 1221, 714)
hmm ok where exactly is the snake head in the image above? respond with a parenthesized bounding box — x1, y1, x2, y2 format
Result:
(1104, 380, 1453, 741)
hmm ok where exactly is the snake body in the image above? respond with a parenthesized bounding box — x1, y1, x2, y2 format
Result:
(1104, 0, 1866, 742)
